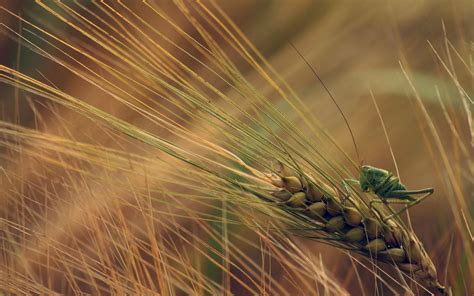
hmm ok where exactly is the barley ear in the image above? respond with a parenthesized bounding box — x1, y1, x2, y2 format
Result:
(266, 163, 447, 294)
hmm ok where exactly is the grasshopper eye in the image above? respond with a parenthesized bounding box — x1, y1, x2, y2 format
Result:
(359, 171, 370, 191)
(361, 182, 369, 191)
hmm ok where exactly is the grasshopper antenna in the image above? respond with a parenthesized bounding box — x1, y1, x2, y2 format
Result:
(289, 42, 361, 163)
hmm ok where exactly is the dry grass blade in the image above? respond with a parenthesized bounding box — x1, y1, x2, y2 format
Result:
(0, 1, 471, 295)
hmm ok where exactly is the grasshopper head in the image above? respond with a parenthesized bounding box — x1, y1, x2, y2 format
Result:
(359, 165, 391, 192)
(359, 165, 372, 191)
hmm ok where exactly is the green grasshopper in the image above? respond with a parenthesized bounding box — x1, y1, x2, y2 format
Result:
(291, 44, 435, 221)
(345, 165, 434, 221)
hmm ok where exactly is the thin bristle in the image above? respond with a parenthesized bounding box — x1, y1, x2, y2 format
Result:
(0, 1, 470, 295)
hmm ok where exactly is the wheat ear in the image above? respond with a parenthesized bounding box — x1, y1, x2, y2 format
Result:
(263, 161, 449, 295)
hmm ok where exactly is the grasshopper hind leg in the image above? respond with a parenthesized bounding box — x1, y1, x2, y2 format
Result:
(340, 179, 357, 203)
(381, 188, 434, 221)
(386, 188, 434, 220)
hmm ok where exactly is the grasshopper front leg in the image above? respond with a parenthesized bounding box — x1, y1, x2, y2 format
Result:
(342, 178, 363, 200)
(341, 179, 358, 202)
(343, 178, 389, 219)
(344, 179, 406, 221)
(344, 178, 360, 186)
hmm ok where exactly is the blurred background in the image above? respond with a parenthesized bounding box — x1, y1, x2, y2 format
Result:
(0, 0, 472, 295)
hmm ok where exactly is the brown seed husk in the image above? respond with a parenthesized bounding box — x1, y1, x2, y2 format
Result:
(344, 227, 365, 243)
(320, 183, 338, 198)
(307, 182, 323, 202)
(405, 238, 423, 263)
(325, 216, 345, 232)
(287, 192, 307, 207)
(270, 175, 284, 187)
(398, 263, 421, 273)
(380, 248, 406, 263)
(307, 202, 326, 219)
(343, 207, 362, 226)
(383, 220, 402, 247)
(326, 198, 343, 216)
(276, 161, 294, 177)
(415, 263, 438, 280)
(282, 176, 303, 193)
(300, 177, 309, 191)
(365, 238, 387, 253)
(271, 190, 292, 201)
(364, 218, 382, 239)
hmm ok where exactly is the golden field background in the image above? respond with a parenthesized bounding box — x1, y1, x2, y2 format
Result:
(0, 1, 472, 295)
